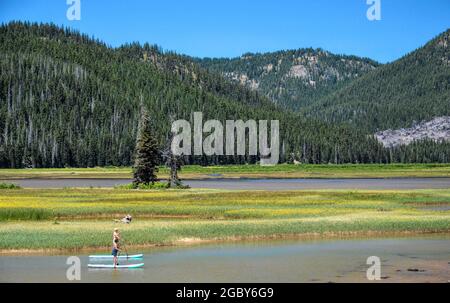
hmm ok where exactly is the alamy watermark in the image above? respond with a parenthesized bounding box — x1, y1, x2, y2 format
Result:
(66, 256, 81, 281)
(366, 0, 381, 21)
(366, 256, 381, 280)
(66, 0, 81, 21)
(171, 112, 280, 165)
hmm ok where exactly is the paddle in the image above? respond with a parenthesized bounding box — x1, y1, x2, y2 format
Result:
(121, 240, 129, 260)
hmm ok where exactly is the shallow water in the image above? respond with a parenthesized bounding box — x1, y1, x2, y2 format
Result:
(1, 236, 449, 283)
(4, 177, 450, 190)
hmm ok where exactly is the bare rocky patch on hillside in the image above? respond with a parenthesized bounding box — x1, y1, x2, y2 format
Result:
(375, 117, 450, 147)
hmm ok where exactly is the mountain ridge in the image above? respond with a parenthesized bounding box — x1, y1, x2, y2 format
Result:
(0, 21, 449, 167)
(301, 29, 450, 131)
(0, 21, 389, 167)
(197, 48, 379, 110)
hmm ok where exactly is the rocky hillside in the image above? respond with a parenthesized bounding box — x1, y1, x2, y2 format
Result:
(302, 29, 450, 132)
(197, 49, 379, 110)
(375, 116, 450, 148)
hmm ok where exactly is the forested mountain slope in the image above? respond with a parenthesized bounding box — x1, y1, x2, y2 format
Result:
(301, 29, 450, 132)
(0, 22, 448, 168)
(116, 43, 272, 109)
(0, 22, 388, 168)
(197, 49, 378, 110)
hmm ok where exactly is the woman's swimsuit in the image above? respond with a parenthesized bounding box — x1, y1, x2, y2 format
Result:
(111, 238, 119, 256)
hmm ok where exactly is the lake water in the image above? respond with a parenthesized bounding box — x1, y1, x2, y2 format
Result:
(4, 177, 450, 190)
(1, 236, 449, 283)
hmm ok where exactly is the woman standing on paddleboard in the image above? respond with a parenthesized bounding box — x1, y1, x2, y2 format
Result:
(112, 228, 121, 267)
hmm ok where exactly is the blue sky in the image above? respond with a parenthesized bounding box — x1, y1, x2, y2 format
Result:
(1, 0, 449, 63)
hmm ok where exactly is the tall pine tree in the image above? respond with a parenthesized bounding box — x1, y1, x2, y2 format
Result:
(133, 108, 161, 185)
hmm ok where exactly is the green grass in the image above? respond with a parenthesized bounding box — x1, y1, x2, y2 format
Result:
(0, 182, 21, 189)
(114, 182, 170, 190)
(1, 163, 450, 180)
(0, 188, 448, 250)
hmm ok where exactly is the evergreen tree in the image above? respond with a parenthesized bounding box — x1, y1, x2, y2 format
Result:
(133, 109, 160, 185)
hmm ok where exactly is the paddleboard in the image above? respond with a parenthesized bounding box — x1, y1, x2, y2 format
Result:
(87, 263, 144, 269)
(89, 254, 143, 259)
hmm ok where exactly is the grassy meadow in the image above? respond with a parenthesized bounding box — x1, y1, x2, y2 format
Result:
(0, 187, 449, 251)
(1, 163, 450, 180)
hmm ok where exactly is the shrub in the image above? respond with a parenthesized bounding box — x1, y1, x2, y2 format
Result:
(114, 182, 170, 190)
(114, 183, 137, 190)
(138, 182, 169, 190)
(0, 183, 21, 189)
